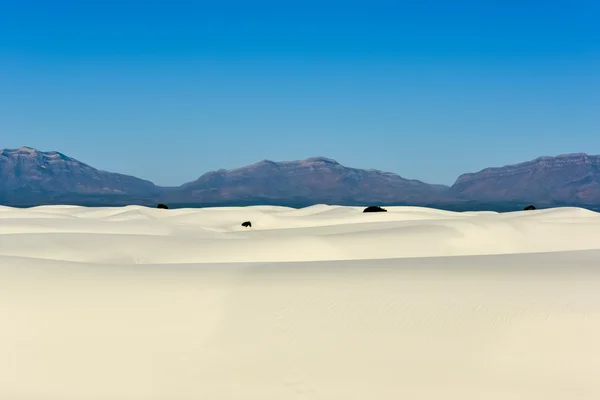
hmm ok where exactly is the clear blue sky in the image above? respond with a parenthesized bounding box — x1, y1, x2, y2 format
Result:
(1, 0, 599, 186)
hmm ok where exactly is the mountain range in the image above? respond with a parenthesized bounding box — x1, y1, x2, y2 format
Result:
(1, 146, 599, 210)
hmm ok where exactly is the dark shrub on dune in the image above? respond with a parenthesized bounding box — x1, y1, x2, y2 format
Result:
(157, 203, 169, 209)
(241, 221, 252, 227)
(363, 206, 387, 213)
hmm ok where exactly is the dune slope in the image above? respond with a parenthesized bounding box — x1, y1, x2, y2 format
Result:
(1, 204, 600, 263)
(1, 205, 600, 399)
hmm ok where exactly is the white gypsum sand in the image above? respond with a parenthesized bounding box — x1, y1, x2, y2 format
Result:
(1, 204, 600, 399)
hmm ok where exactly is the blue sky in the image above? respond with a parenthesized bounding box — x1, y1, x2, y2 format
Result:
(1, 0, 599, 186)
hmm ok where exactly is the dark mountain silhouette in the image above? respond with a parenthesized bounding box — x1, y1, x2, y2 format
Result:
(1, 147, 600, 209)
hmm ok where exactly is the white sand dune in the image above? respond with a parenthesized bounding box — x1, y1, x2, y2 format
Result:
(2, 204, 600, 264)
(1, 204, 600, 399)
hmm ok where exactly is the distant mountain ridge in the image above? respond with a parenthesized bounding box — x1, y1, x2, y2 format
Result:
(0, 146, 159, 204)
(451, 153, 600, 204)
(172, 156, 451, 205)
(1, 146, 599, 208)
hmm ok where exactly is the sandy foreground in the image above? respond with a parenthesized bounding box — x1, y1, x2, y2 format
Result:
(1, 204, 600, 399)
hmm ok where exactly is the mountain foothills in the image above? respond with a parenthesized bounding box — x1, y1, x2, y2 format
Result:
(1, 146, 599, 209)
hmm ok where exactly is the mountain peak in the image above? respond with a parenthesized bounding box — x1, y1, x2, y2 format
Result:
(0, 147, 75, 162)
(555, 152, 590, 158)
(534, 153, 593, 162)
(254, 156, 340, 165)
(1, 146, 38, 155)
(244, 157, 341, 169)
(303, 156, 340, 165)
